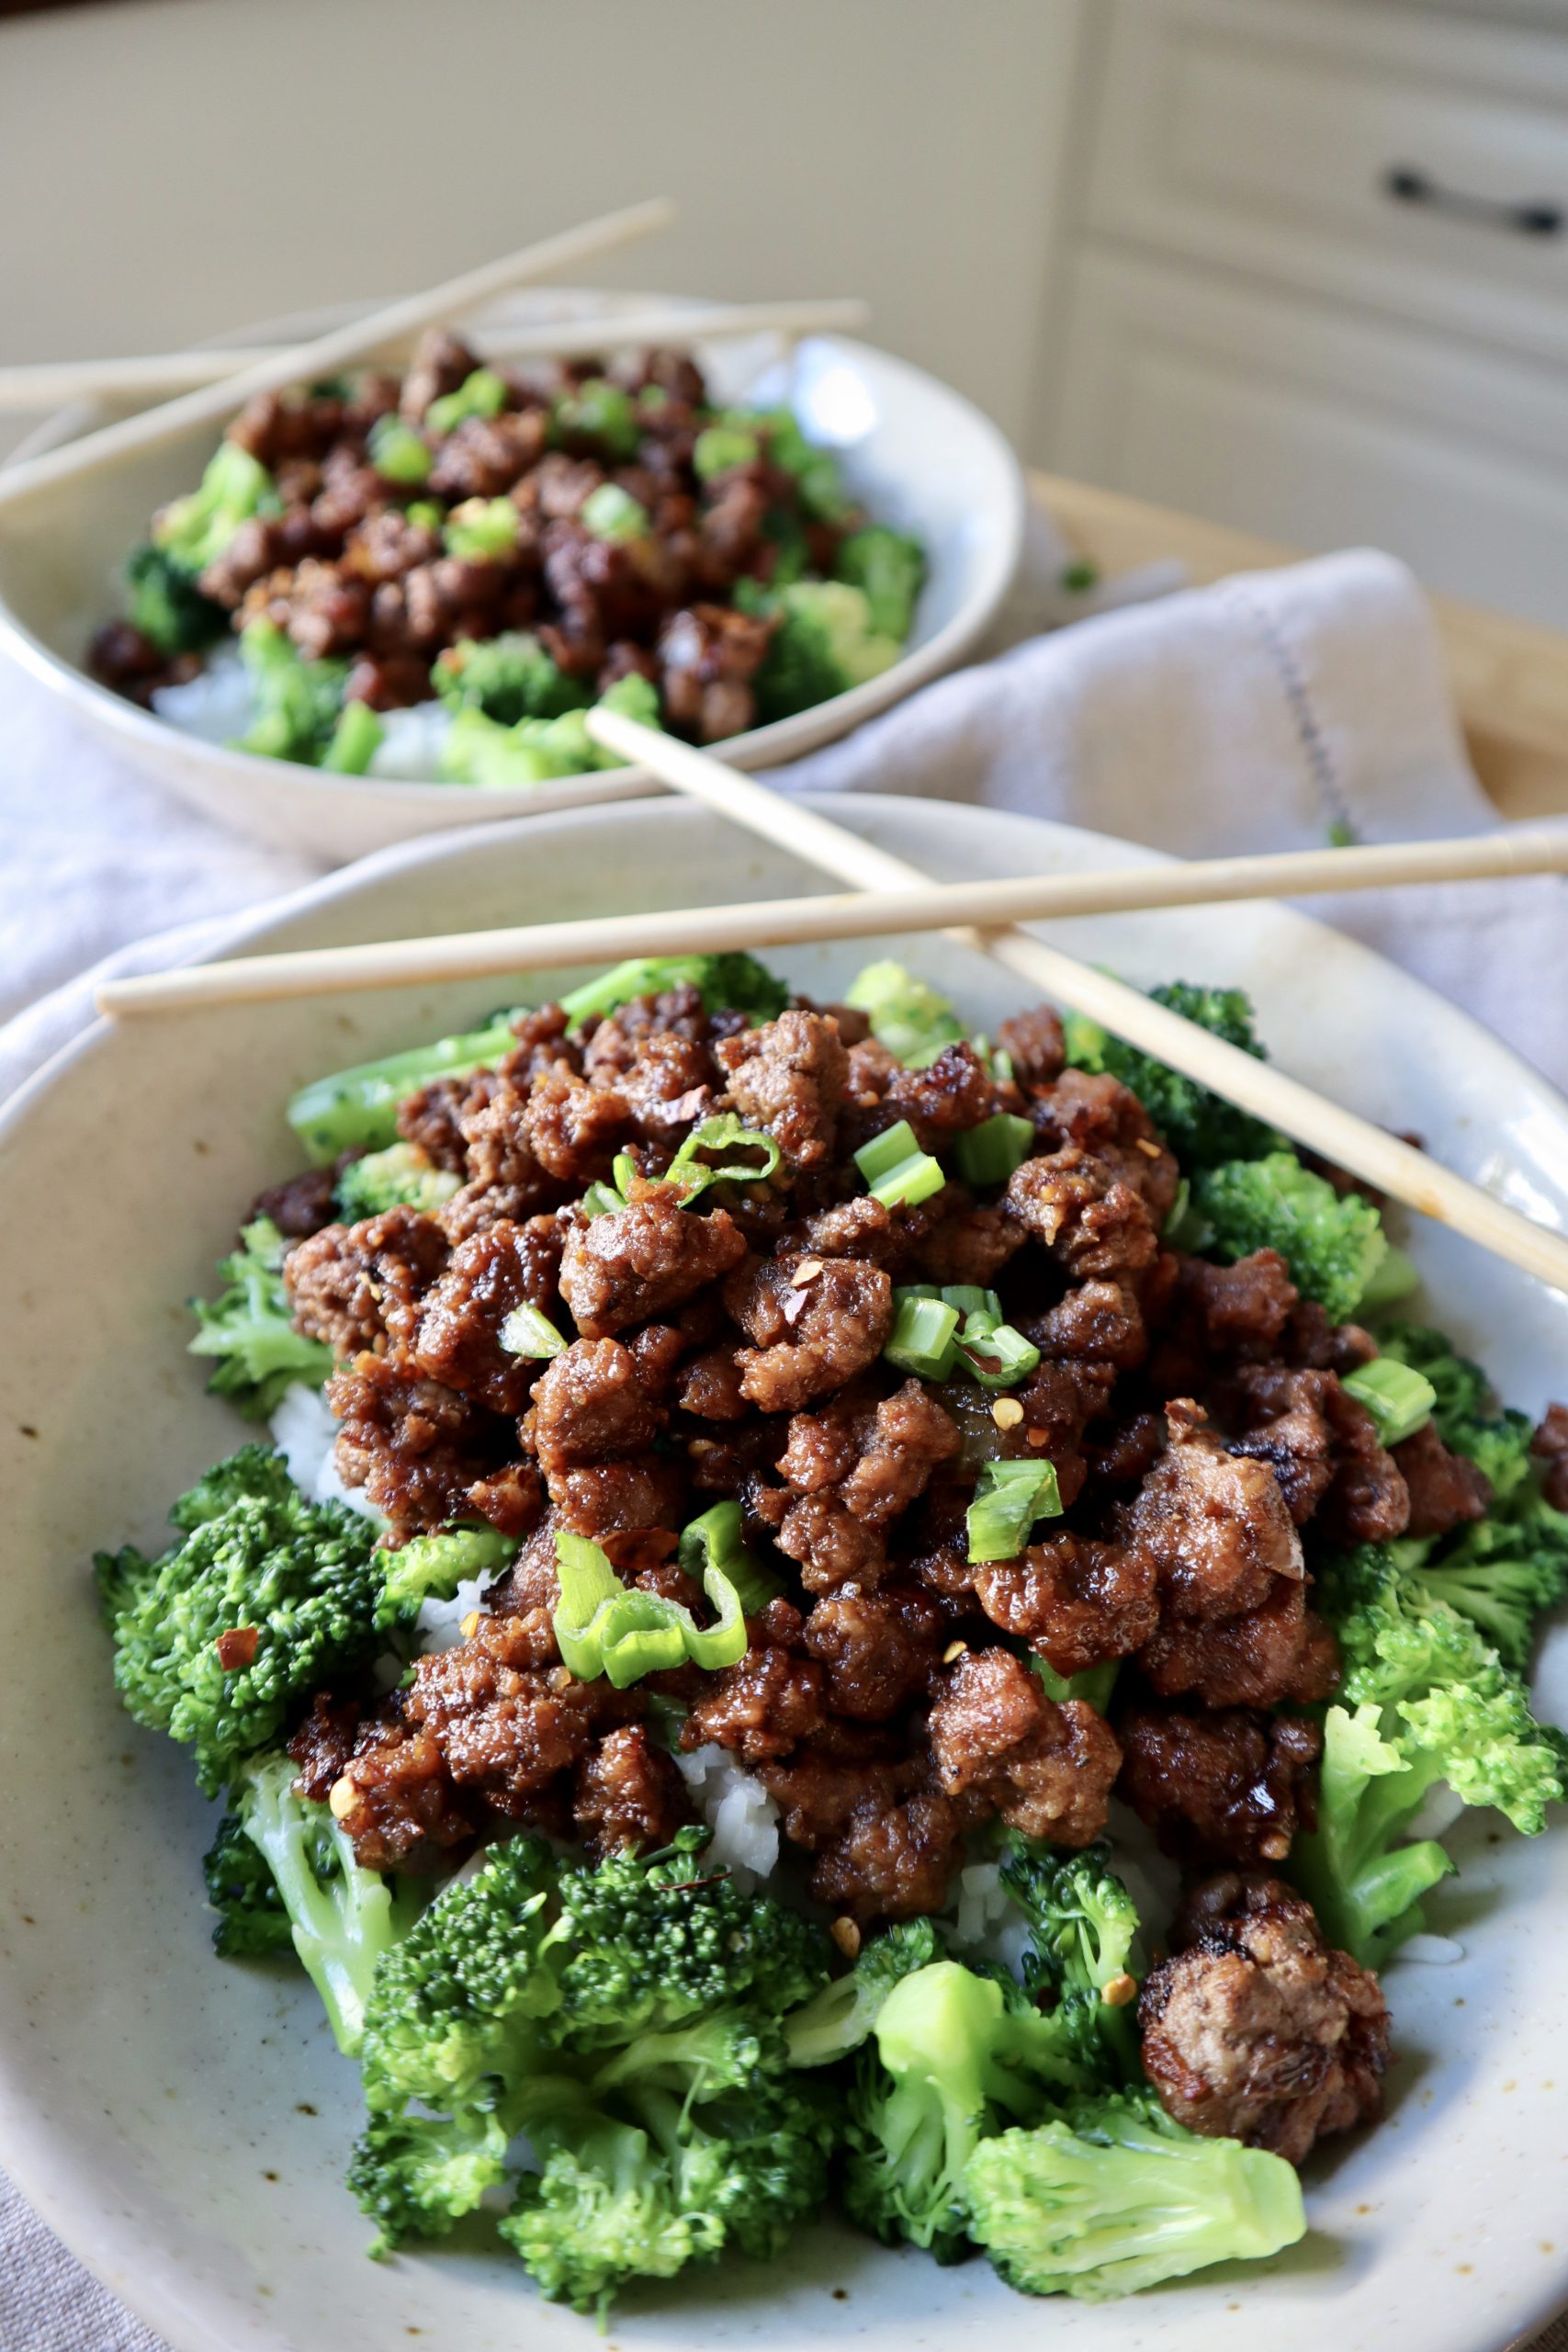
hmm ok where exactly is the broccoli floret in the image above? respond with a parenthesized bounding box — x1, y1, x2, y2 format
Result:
(231, 617, 347, 765)
(321, 699, 383, 775)
(750, 408, 851, 521)
(559, 949, 788, 1030)
(287, 1012, 525, 1163)
(752, 580, 902, 724)
(202, 1811, 295, 1957)
(845, 1960, 1086, 2260)
(334, 1141, 460, 1223)
(784, 1920, 941, 2068)
(432, 630, 590, 724)
(123, 541, 227, 654)
(1292, 1538, 1566, 1961)
(964, 2088, 1305, 2301)
(1065, 982, 1280, 1168)
(1377, 1323, 1492, 1441)
(843, 959, 964, 1068)
(187, 1215, 333, 1417)
(1000, 1840, 1142, 2084)
(833, 525, 926, 640)
(438, 673, 661, 789)
(95, 1444, 386, 1794)
(230, 1750, 423, 2054)
(372, 1523, 517, 1634)
(1195, 1150, 1389, 1323)
(352, 1830, 839, 2303)
(153, 440, 278, 573)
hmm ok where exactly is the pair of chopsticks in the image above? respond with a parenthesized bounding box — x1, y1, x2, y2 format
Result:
(96, 718, 1568, 1296)
(0, 297, 870, 418)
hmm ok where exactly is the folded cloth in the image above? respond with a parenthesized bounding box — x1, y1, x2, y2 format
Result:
(4, 531, 1568, 2352)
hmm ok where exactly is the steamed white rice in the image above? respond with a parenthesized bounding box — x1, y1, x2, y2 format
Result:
(674, 1743, 781, 1894)
(151, 649, 457, 783)
(270, 1380, 377, 1518)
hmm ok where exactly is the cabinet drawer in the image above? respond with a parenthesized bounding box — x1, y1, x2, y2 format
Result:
(1052, 244, 1568, 627)
(1085, 0, 1568, 368)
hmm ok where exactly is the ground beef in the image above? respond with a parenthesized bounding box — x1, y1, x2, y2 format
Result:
(1030, 1069, 1182, 1225)
(680, 1637, 827, 1763)
(527, 1337, 665, 1473)
(716, 1010, 850, 1170)
(1173, 1250, 1300, 1365)
(1224, 1364, 1411, 1543)
(410, 1217, 565, 1413)
(973, 1532, 1159, 1677)
(1139, 1573, 1339, 1710)
(523, 1069, 633, 1184)
(1127, 1400, 1304, 1624)
(558, 1196, 747, 1337)
(995, 1005, 1066, 1093)
(1532, 1402, 1568, 1511)
(1026, 1277, 1147, 1371)
(885, 1043, 1000, 1150)
(926, 1647, 1122, 1845)
(571, 1722, 691, 1853)
(329, 1350, 536, 1535)
(801, 1586, 946, 1719)
(548, 1455, 687, 1543)
(809, 1787, 976, 1923)
(1005, 1147, 1161, 1283)
(249, 1166, 337, 1239)
(1116, 1705, 1321, 1865)
(913, 1197, 1026, 1288)
(284, 1205, 448, 1357)
(1393, 1419, 1493, 1537)
(400, 1611, 638, 1819)
(1139, 1872, 1391, 2164)
(658, 602, 774, 741)
(726, 1250, 893, 1412)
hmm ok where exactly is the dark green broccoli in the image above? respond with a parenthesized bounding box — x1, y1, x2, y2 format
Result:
(152, 439, 278, 572)
(844, 1959, 1087, 2261)
(350, 1828, 838, 2308)
(438, 673, 661, 788)
(432, 630, 591, 724)
(1064, 982, 1280, 1168)
(424, 367, 505, 436)
(187, 1215, 333, 1417)
(784, 1919, 942, 2068)
(750, 408, 852, 521)
(1292, 1537, 1566, 1961)
(833, 525, 926, 640)
(1194, 1151, 1392, 1323)
(287, 1010, 526, 1163)
(123, 542, 228, 655)
(231, 617, 347, 765)
(227, 1750, 423, 2053)
(964, 2088, 1305, 2301)
(371, 1524, 518, 1634)
(203, 1810, 295, 1958)
(842, 959, 964, 1068)
(558, 949, 788, 1031)
(320, 700, 383, 775)
(751, 581, 902, 723)
(95, 1444, 387, 1794)
(334, 1141, 460, 1223)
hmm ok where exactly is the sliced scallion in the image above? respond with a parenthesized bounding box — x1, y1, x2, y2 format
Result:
(886, 1294, 962, 1380)
(853, 1118, 946, 1209)
(966, 1458, 1064, 1565)
(1342, 1356, 1437, 1446)
(953, 1112, 1034, 1188)
(499, 1302, 568, 1360)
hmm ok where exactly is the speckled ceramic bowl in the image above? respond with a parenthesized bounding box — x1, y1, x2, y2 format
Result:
(0, 292, 1025, 863)
(0, 796, 1564, 2352)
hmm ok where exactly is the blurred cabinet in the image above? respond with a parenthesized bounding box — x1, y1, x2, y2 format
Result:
(1046, 0, 1568, 623)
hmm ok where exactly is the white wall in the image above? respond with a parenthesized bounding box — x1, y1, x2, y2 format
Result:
(0, 0, 1086, 451)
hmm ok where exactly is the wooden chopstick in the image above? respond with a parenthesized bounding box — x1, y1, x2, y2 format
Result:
(0, 198, 674, 505)
(0, 298, 870, 416)
(582, 707, 1568, 1300)
(95, 826, 1568, 1018)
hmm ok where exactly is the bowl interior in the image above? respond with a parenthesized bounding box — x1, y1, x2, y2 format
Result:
(0, 293, 1025, 858)
(1, 795, 1565, 2352)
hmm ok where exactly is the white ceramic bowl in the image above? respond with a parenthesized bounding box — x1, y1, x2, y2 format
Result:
(2, 796, 1565, 2352)
(0, 291, 1025, 862)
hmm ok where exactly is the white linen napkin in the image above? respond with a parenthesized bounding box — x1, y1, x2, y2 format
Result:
(4, 527, 1568, 2352)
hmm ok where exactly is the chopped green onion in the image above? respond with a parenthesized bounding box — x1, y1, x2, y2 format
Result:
(966, 1458, 1063, 1565)
(853, 1119, 946, 1209)
(320, 699, 383, 775)
(1357, 1242, 1421, 1316)
(1033, 1657, 1120, 1716)
(1342, 1356, 1437, 1446)
(677, 1500, 780, 1615)
(553, 1530, 751, 1688)
(443, 497, 519, 561)
(580, 1180, 627, 1219)
(953, 1112, 1034, 1188)
(581, 481, 649, 543)
(956, 1318, 1041, 1390)
(499, 1303, 568, 1360)
(665, 1113, 782, 1195)
(693, 422, 761, 478)
(404, 499, 443, 533)
(942, 1284, 1001, 1324)
(286, 1012, 525, 1163)
(367, 413, 432, 485)
(426, 367, 506, 436)
(611, 1151, 641, 1197)
(886, 1295, 961, 1380)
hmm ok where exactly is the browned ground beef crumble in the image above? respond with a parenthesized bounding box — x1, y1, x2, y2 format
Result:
(250, 981, 1515, 2162)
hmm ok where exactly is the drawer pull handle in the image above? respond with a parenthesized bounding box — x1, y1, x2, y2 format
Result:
(1382, 164, 1562, 238)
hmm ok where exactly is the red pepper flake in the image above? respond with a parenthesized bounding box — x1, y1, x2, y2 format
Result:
(215, 1625, 259, 1672)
